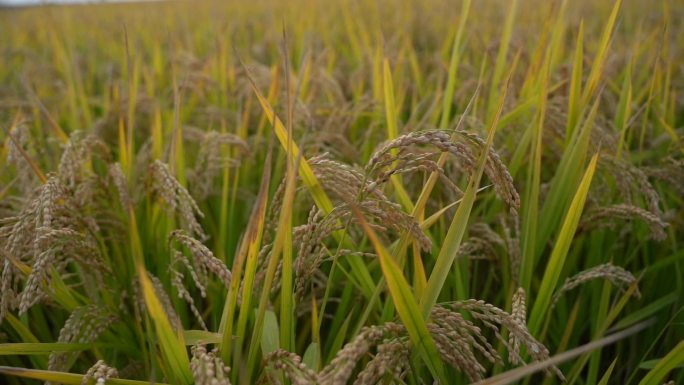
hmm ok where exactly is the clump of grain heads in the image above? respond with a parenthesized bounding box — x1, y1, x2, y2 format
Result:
(447, 300, 564, 380)
(2, 176, 69, 257)
(428, 306, 500, 381)
(58, 132, 110, 189)
(257, 153, 429, 297)
(352, 339, 410, 385)
(264, 349, 319, 385)
(48, 305, 117, 374)
(169, 230, 232, 289)
(291, 206, 345, 297)
(191, 345, 232, 385)
(0, 252, 18, 323)
(599, 157, 663, 217)
(317, 323, 404, 385)
(149, 160, 207, 239)
(307, 154, 429, 249)
(366, 130, 520, 212)
(168, 229, 231, 329)
(0, 173, 105, 321)
(308, 154, 371, 203)
(287, 201, 417, 298)
(81, 360, 119, 385)
(264, 301, 558, 384)
(551, 263, 640, 307)
(20, 226, 106, 314)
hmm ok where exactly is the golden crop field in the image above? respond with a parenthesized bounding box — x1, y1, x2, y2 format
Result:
(0, 0, 682, 384)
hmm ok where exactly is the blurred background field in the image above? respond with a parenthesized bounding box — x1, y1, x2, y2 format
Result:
(0, 0, 682, 384)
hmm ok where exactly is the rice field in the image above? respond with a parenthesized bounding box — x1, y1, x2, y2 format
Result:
(0, 0, 682, 384)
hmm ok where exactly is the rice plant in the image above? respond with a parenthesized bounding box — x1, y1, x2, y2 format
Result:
(0, 0, 682, 384)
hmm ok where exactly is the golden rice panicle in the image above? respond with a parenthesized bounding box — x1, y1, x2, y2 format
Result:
(20, 226, 105, 315)
(6, 120, 36, 194)
(108, 162, 131, 209)
(356, 200, 430, 250)
(352, 339, 410, 385)
(599, 157, 663, 218)
(169, 229, 232, 289)
(448, 299, 564, 380)
(429, 306, 499, 381)
(366, 130, 520, 212)
(264, 326, 409, 385)
(309, 153, 431, 250)
(1, 174, 105, 319)
(80, 360, 119, 385)
(292, 207, 335, 297)
(0, 258, 18, 324)
(266, 302, 556, 383)
(264, 153, 431, 253)
(190, 344, 232, 385)
(509, 287, 527, 364)
(168, 230, 232, 330)
(48, 305, 117, 374)
(365, 132, 460, 194)
(264, 349, 318, 385)
(169, 258, 208, 330)
(309, 153, 368, 203)
(288, 201, 421, 298)
(259, 154, 431, 296)
(581, 204, 668, 240)
(149, 160, 207, 240)
(58, 132, 110, 189)
(318, 323, 404, 385)
(277, 206, 361, 297)
(551, 263, 640, 308)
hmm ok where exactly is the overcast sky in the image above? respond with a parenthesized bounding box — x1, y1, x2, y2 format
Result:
(0, 0, 160, 5)
(1, 0, 98, 3)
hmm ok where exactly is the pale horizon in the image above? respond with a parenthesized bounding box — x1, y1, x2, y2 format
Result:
(0, 0, 163, 5)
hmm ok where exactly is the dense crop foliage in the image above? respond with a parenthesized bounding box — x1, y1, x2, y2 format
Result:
(0, 0, 682, 384)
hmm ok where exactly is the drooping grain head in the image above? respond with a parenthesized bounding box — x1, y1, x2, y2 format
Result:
(366, 130, 520, 213)
(80, 360, 119, 385)
(48, 305, 117, 376)
(191, 344, 232, 385)
(168, 229, 232, 329)
(551, 263, 640, 308)
(149, 160, 207, 239)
